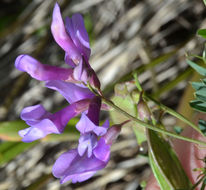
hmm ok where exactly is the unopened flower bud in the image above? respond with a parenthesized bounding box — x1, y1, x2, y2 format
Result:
(103, 125, 121, 145)
(137, 99, 151, 121)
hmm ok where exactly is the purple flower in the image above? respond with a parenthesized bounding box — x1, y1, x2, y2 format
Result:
(19, 99, 91, 142)
(52, 124, 122, 184)
(51, 3, 90, 66)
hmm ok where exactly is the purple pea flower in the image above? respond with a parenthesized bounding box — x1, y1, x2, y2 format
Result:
(51, 3, 100, 89)
(52, 124, 122, 184)
(19, 99, 91, 142)
(52, 96, 125, 183)
(51, 3, 90, 66)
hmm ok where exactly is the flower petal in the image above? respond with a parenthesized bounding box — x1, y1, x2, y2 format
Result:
(52, 149, 78, 178)
(20, 104, 49, 125)
(15, 55, 73, 81)
(53, 149, 108, 183)
(76, 113, 96, 133)
(19, 118, 59, 142)
(51, 3, 81, 64)
(65, 14, 90, 60)
(45, 80, 94, 104)
(78, 133, 97, 157)
(93, 138, 110, 162)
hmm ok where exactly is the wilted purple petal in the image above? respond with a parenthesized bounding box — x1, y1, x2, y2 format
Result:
(45, 80, 94, 104)
(51, 3, 81, 64)
(52, 149, 108, 184)
(78, 133, 98, 157)
(15, 55, 73, 81)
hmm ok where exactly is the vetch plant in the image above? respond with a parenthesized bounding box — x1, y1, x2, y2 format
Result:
(13, 1, 206, 188)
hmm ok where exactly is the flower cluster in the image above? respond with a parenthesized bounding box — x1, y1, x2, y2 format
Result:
(15, 3, 123, 183)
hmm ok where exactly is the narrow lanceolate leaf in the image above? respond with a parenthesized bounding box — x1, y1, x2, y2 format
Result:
(187, 60, 206, 76)
(147, 130, 191, 190)
(197, 29, 206, 39)
(0, 141, 38, 166)
(149, 152, 171, 190)
(190, 100, 206, 113)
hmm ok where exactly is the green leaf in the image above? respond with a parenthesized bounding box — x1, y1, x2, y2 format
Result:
(203, 0, 206, 6)
(187, 59, 206, 76)
(191, 82, 205, 91)
(110, 94, 146, 145)
(149, 152, 172, 190)
(197, 29, 206, 39)
(195, 89, 206, 102)
(0, 141, 38, 166)
(198, 119, 206, 136)
(147, 130, 191, 189)
(190, 100, 206, 113)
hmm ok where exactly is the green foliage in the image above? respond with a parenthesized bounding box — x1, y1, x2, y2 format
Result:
(186, 60, 206, 76)
(187, 59, 206, 115)
(110, 91, 147, 145)
(198, 119, 206, 136)
(0, 141, 38, 166)
(0, 119, 80, 166)
(147, 130, 192, 189)
(149, 152, 171, 190)
(197, 29, 206, 39)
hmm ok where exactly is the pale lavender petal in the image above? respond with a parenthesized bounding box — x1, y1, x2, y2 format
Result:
(15, 55, 73, 81)
(51, 3, 81, 64)
(93, 127, 107, 136)
(76, 113, 96, 133)
(19, 119, 59, 142)
(93, 138, 110, 162)
(78, 133, 97, 157)
(45, 80, 94, 104)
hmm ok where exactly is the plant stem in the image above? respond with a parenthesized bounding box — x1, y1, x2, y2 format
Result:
(87, 83, 206, 146)
(100, 96, 206, 146)
(144, 94, 202, 134)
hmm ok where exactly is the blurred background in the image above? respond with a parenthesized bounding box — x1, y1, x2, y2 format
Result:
(0, 0, 206, 189)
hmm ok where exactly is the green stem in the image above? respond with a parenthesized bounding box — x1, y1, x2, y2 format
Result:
(100, 96, 206, 146)
(144, 94, 202, 134)
(87, 84, 206, 146)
